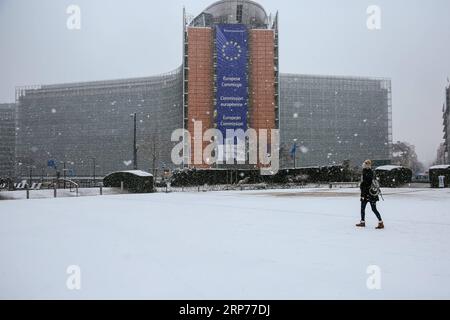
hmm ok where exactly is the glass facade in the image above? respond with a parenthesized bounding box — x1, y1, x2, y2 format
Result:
(280, 74, 393, 168)
(444, 86, 450, 160)
(15, 69, 183, 178)
(0, 104, 16, 178)
(13, 74, 393, 177)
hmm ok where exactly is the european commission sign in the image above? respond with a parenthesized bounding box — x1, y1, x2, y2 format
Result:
(215, 24, 249, 139)
(169, 23, 279, 173)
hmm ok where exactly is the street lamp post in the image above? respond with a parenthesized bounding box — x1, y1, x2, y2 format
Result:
(131, 113, 138, 170)
(17, 162, 22, 182)
(292, 139, 298, 169)
(92, 157, 96, 186)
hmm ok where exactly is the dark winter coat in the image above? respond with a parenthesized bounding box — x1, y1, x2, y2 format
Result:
(360, 168, 379, 202)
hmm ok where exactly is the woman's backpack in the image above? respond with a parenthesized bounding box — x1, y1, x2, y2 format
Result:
(369, 175, 384, 200)
(369, 179, 381, 197)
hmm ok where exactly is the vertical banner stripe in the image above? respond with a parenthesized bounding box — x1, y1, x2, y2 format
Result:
(215, 24, 249, 139)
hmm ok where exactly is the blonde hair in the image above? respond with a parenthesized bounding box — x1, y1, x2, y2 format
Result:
(364, 159, 372, 167)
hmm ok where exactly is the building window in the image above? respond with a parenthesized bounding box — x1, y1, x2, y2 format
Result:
(236, 4, 243, 23)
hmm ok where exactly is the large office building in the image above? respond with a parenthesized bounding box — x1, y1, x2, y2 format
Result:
(280, 74, 392, 167)
(183, 1, 279, 168)
(14, 0, 392, 177)
(16, 71, 182, 177)
(0, 103, 16, 178)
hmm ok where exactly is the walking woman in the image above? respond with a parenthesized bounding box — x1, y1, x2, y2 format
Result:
(356, 160, 385, 229)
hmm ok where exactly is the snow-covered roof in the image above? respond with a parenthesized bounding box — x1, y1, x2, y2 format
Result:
(375, 165, 403, 171)
(430, 165, 450, 170)
(114, 170, 153, 177)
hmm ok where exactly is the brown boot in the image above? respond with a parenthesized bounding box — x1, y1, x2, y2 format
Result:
(356, 221, 366, 228)
(376, 222, 385, 230)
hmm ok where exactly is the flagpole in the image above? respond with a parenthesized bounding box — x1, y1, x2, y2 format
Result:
(294, 145, 297, 169)
(291, 141, 297, 169)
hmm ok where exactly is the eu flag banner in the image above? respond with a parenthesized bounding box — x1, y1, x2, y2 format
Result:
(215, 24, 249, 139)
(47, 159, 56, 169)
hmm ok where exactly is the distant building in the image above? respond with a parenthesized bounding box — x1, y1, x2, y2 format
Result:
(0, 103, 16, 178)
(435, 142, 447, 165)
(391, 141, 423, 174)
(15, 0, 393, 177)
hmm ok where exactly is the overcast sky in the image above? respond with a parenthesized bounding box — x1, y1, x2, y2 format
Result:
(1, 0, 449, 165)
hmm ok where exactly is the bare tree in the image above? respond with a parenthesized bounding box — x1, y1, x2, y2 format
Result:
(392, 141, 424, 174)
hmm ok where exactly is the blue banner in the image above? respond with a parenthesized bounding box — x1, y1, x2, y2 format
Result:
(47, 159, 57, 169)
(215, 24, 248, 139)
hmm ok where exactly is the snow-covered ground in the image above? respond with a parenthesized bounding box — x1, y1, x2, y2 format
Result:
(1, 187, 449, 299)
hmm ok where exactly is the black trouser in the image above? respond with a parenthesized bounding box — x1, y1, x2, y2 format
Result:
(361, 200, 382, 222)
